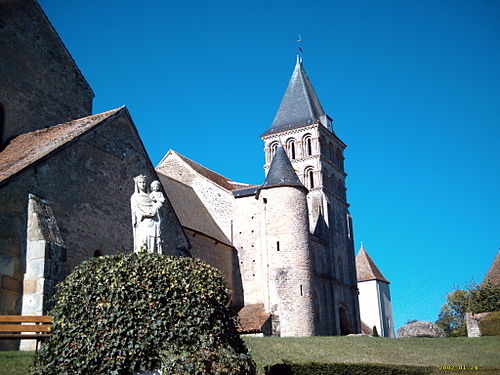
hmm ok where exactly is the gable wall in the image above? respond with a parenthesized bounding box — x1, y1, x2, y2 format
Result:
(0, 112, 188, 320)
(0, 0, 93, 143)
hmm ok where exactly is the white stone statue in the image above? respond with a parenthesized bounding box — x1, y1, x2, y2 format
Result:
(131, 175, 163, 254)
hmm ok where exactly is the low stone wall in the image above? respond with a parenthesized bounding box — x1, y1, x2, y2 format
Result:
(465, 312, 492, 337)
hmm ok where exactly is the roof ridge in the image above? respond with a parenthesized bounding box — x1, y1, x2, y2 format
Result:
(0, 107, 124, 185)
(173, 151, 250, 191)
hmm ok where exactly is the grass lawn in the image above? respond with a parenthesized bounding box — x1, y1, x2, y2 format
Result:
(0, 351, 35, 375)
(243, 336, 500, 374)
(1, 336, 498, 375)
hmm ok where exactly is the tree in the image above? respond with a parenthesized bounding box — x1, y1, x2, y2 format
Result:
(436, 280, 500, 337)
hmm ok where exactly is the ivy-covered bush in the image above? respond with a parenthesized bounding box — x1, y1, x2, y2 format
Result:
(30, 253, 256, 375)
(478, 311, 500, 336)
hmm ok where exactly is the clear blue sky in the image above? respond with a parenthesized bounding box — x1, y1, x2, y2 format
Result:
(39, 0, 499, 332)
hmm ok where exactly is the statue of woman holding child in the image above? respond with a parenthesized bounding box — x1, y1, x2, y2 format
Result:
(130, 175, 164, 254)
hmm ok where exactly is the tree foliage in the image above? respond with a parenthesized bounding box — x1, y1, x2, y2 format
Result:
(30, 253, 256, 375)
(436, 280, 500, 337)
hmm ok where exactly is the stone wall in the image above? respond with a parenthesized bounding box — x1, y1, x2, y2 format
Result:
(260, 186, 315, 337)
(0, 109, 188, 323)
(261, 123, 361, 335)
(0, 0, 93, 143)
(232, 195, 262, 306)
(186, 229, 243, 310)
(466, 312, 492, 337)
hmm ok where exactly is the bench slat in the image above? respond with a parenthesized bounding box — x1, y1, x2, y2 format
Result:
(0, 334, 50, 339)
(0, 324, 51, 333)
(0, 315, 52, 323)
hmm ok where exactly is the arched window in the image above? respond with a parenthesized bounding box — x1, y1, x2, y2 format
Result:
(328, 143, 334, 163)
(336, 149, 343, 169)
(304, 167, 315, 189)
(269, 142, 279, 161)
(303, 134, 313, 156)
(286, 138, 296, 159)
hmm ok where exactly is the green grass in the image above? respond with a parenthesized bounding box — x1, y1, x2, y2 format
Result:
(0, 351, 35, 375)
(1, 337, 499, 375)
(243, 336, 500, 374)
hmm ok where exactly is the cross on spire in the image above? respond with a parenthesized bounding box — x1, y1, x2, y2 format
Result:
(297, 34, 303, 63)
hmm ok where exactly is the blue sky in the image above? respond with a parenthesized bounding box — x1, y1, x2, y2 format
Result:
(39, 0, 500, 332)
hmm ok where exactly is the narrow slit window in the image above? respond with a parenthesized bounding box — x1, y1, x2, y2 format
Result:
(276, 241, 280, 251)
(300, 285, 303, 296)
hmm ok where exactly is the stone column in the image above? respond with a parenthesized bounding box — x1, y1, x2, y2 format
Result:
(20, 194, 65, 350)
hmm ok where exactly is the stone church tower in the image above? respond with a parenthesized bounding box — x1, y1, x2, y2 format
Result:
(260, 57, 360, 335)
(158, 56, 361, 336)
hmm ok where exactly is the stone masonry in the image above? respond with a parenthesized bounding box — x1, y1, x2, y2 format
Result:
(0, 0, 94, 144)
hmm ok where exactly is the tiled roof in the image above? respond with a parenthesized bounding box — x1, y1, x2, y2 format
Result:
(484, 250, 500, 285)
(158, 173, 231, 245)
(356, 245, 389, 283)
(237, 304, 271, 333)
(262, 58, 326, 137)
(0, 108, 123, 185)
(259, 145, 306, 191)
(174, 152, 251, 191)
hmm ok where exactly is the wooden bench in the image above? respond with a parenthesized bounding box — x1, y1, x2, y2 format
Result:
(0, 315, 52, 351)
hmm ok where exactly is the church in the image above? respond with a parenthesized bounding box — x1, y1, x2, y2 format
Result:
(0, 0, 396, 347)
(156, 57, 361, 336)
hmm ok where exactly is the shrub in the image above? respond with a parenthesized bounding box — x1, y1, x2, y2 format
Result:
(264, 362, 434, 375)
(478, 311, 500, 336)
(29, 253, 256, 375)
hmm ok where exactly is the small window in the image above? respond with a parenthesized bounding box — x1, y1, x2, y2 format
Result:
(270, 142, 279, 157)
(286, 138, 296, 159)
(305, 167, 314, 189)
(303, 135, 313, 156)
(300, 285, 303, 296)
(347, 214, 353, 239)
(276, 241, 280, 251)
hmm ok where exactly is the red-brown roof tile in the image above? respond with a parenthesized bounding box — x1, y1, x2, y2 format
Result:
(0, 108, 122, 185)
(356, 246, 389, 283)
(237, 304, 271, 333)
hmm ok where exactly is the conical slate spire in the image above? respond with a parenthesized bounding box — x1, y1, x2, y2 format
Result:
(259, 145, 306, 191)
(262, 57, 326, 137)
(356, 245, 389, 283)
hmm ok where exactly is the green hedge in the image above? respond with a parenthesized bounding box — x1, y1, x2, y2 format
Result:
(264, 362, 434, 375)
(478, 311, 500, 336)
(29, 253, 256, 375)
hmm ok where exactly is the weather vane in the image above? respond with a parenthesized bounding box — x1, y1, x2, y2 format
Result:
(297, 34, 303, 63)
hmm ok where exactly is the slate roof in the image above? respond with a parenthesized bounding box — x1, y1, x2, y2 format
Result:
(0, 107, 123, 185)
(262, 58, 326, 137)
(157, 174, 231, 245)
(484, 250, 500, 285)
(356, 245, 389, 283)
(174, 152, 251, 192)
(259, 145, 306, 191)
(237, 304, 271, 333)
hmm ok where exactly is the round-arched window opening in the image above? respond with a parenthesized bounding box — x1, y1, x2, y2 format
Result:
(286, 139, 296, 159)
(304, 167, 314, 189)
(303, 135, 313, 156)
(270, 142, 279, 159)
